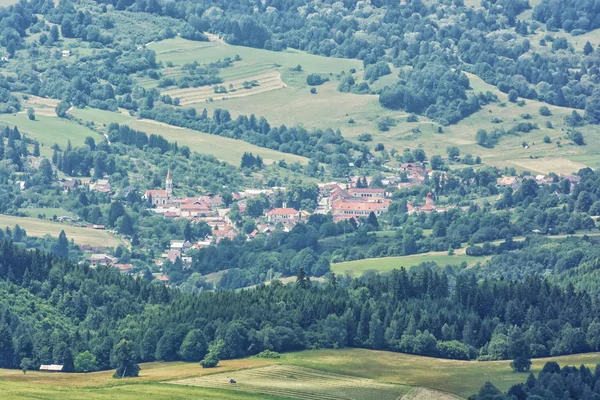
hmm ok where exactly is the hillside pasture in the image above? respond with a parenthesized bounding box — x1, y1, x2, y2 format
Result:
(171, 364, 410, 400)
(145, 38, 600, 174)
(0, 215, 124, 247)
(331, 251, 487, 276)
(0, 113, 100, 157)
(68, 107, 309, 165)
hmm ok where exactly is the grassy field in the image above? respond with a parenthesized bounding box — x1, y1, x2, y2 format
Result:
(0, 113, 100, 157)
(18, 207, 74, 218)
(0, 214, 124, 247)
(69, 107, 309, 165)
(331, 251, 487, 276)
(143, 37, 600, 175)
(172, 364, 410, 400)
(3, 349, 600, 399)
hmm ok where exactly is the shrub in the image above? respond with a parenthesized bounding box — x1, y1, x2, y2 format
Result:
(539, 106, 552, 116)
(307, 73, 328, 86)
(256, 350, 281, 359)
(406, 113, 419, 122)
(358, 133, 372, 142)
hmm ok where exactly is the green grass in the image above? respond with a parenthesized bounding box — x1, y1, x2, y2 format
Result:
(69, 107, 309, 165)
(18, 208, 74, 218)
(280, 349, 600, 398)
(172, 364, 410, 400)
(0, 113, 101, 157)
(145, 38, 600, 175)
(149, 37, 362, 76)
(331, 252, 487, 276)
(0, 214, 124, 247)
(4, 349, 600, 399)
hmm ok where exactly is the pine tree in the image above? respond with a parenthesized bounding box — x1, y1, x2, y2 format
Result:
(54, 230, 69, 259)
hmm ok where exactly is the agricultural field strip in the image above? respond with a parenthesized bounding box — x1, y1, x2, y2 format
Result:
(162, 71, 284, 105)
(170, 365, 406, 400)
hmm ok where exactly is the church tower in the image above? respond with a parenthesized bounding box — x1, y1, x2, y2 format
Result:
(166, 169, 173, 197)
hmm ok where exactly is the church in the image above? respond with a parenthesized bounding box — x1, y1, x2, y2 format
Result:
(143, 170, 173, 206)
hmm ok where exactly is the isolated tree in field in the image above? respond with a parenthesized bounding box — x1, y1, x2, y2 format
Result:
(27, 108, 35, 121)
(539, 106, 551, 116)
(200, 340, 223, 368)
(55, 101, 70, 118)
(475, 129, 489, 147)
(584, 41, 594, 55)
(179, 329, 208, 362)
(508, 90, 518, 102)
(446, 146, 460, 160)
(33, 141, 40, 156)
(112, 339, 140, 378)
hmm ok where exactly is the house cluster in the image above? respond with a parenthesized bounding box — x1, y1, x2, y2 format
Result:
(497, 173, 581, 191)
(319, 184, 391, 222)
(60, 178, 112, 194)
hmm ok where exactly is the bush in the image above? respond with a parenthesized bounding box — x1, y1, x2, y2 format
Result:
(543, 135, 551, 144)
(200, 353, 219, 368)
(310, 87, 317, 94)
(256, 350, 281, 359)
(377, 117, 396, 131)
(406, 113, 419, 122)
(539, 106, 552, 116)
(358, 133, 372, 142)
(374, 143, 385, 151)
(570, 131, 585, 145)
(307, 74, 328, 86)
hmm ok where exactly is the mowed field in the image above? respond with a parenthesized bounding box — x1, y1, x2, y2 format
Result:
(171, 364, 410, 400)
(3, 348, 600, 400)
(144, 37, 600, 175)
(331, 251, 487, 276)
(0, 214, 124, 247)
(69, 107, 309, 165)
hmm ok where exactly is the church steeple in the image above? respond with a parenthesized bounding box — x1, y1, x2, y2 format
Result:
(166, 169, 173, 197)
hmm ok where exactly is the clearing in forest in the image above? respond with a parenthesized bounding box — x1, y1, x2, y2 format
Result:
(170, 364, 410, 400)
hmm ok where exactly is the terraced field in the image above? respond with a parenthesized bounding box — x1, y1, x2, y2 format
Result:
(171, 365, 410, 400)
(161, 71, 285, 106)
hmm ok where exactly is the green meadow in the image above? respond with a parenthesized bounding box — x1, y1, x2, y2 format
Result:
(331, 252, 487, 276)
(3, 348, 600, 400)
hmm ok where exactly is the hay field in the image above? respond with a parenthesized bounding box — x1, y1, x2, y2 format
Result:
(171, 364, 410, 400)
(3, 348, 600, 399)
(0, 215, 124, 247)
(161, 71, 285, 105)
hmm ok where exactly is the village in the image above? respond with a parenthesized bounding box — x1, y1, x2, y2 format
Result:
(55, 162, 584, 281)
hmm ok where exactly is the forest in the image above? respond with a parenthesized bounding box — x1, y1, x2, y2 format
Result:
(1, 238, 600, 373)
